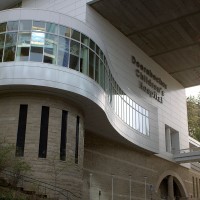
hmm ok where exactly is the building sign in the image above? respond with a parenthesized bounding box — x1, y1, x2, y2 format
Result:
(132, 56, 167, 103)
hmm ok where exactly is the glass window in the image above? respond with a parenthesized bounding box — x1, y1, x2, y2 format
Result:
(0, 48, 3, 62)
(3, 32, 17, 62)
(71, 29, 80, 41)
(81, 34, 89, 46)
(146, 117, 150, 135)
(7, 21, 19, 32)
(143, 115, 146, 135)
(59, 25, 70, 37)
(32, 21, 45, 32)
(139, 112, 143, 133)
(0, 34, 5, 48)
(0, 23, 7, 33)
(31, 32, 45, 46)
(136, 110, 139, 131)
(130, 105, 133, 127)
(4, 46, 16, 62)
(30, 46, 43, 62)
(19, 20, 32, 31)
(95, 56, 99, 83)
(69, 40, 80, 71)
(96, 45, 100, 55)
(46, 22, 58, 34)
(99, 49, 103, 60)
(99, 60, 104, 89)
(58, 36, 70, 67)
(5, 32, 17, 47)
(30, 32, 44, 62)
(44, 34, 58, 64)
(89, 39, 95, 51)
(80, 44, 88, 75)
(132, 107, 136, 129)
(16, 32, 31, 61)
(89, 50, 95, 79)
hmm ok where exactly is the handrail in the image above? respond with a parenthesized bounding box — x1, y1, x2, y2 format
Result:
(1, 170, 81, 200)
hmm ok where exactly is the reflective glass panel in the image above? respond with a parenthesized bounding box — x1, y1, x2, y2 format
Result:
(19, 20, 32, 31)
(0, 48, 3, 62)
(3, 46, 16, 62)
(16, 32, 31, 61)
(69, 40, 80, 71)
(30, 46, 43, 62)
(89, 50, 95, 79)
(59, 25, 70, 37)
(31, 32, 45, 47)
(32, 21, 45, 32)
(44, 34, 58, 64)
(7, 21, 19, 31)
(81, 34, 89, 46)
(80, 45, 88, 75)
(0, 34, 5, 48)
(99, 60, 104, 89)
(46, 22, 58, 34)
(5, 33, 17, 47)
(71, 29, 80, 41)
(0, 23, 7, 33)
(95, 56, 99, 83)
(89, 39, 95, 50)
(58, 36, 70, 67)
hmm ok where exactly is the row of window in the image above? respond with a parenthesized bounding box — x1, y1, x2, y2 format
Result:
(16, 104, 80, 163)
(0, 20, 150, 136)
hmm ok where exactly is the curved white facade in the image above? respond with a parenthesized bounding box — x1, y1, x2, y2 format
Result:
(0, 2, 196, 200)
(0, 9, 160, 153)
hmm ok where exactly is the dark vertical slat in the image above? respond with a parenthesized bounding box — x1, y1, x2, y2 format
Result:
(16, 104, 28, 157)
(75, 116, 80, 164)
(38, 106, 49, 158)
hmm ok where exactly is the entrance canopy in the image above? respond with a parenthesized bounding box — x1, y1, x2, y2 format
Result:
(89, 0, 200, 88)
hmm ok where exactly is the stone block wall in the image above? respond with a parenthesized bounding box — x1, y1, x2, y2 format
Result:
(83, 132, 200, 200)
(0, 92, 84, 199)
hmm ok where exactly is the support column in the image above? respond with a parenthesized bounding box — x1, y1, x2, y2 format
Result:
(168, 176, 174, 200)
(166, 127, 172, 153)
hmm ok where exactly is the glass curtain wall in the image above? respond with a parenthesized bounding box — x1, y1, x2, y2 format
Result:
(0, 20, 150, 136)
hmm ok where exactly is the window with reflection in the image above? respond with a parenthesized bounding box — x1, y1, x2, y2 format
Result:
(19, 20, 32, 31)
(71, 29, 80, 41)
(0, 20, 151, 136)
(4, 32, 17, 62)
(44, 34, 58, 64)
(7, 21, 19, 32)
(80, 44, 88, 75)
(30, 32, 45, 62)
(59, 25, 70, 38)
(16, 32, 31, 61)
(32, 21, 45, 32)
(58, 37, 70, 67)
(0, 34, 5, 62)
(0, 23, 6, 33)
(89, 50, 95, 79)
(46, 22, 58, 34)
(69, 40, 80, 71)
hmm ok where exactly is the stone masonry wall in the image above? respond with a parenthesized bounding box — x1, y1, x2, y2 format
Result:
(0, 93, 84, 199)
(83, 132, 200, 200)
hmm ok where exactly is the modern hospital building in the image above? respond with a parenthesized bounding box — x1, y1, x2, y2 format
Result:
(0, 0, 200, 199)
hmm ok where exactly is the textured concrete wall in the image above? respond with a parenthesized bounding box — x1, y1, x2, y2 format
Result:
(0, 93, 84, 199)
(83, 132, 200, 200)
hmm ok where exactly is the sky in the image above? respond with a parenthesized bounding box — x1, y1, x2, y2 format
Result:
(185, 85, 200, 97)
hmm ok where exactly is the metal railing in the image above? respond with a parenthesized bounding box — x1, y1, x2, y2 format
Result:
(174, 147, 200, 154)
(0, 170, 81, 200)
